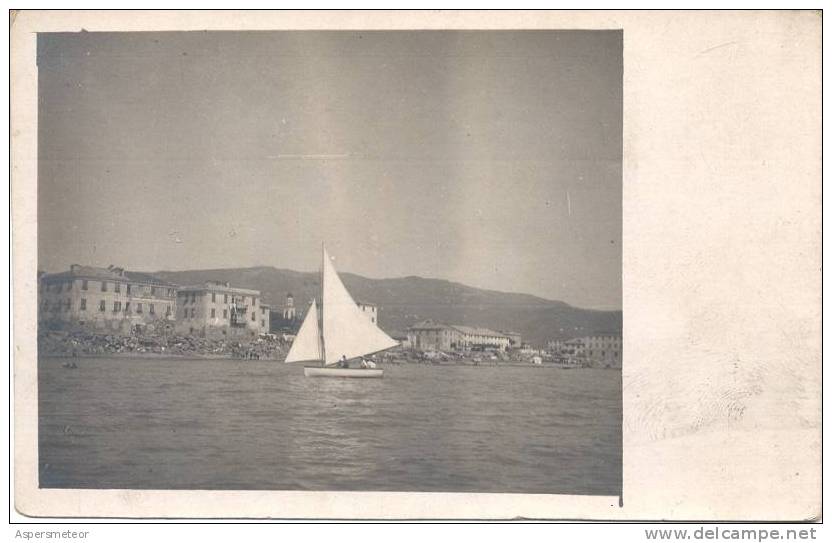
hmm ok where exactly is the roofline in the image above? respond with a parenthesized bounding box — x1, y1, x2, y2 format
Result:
(177, 284, 260, 296)
(406, 323, 508, 338)
(449, 325, 508, 338)
(40, 271, 176, 287)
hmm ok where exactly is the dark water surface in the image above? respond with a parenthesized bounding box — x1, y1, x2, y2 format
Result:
(39, 357, 621, 495)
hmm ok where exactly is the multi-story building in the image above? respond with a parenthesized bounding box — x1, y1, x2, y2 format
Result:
(406, 321, 511, 352)
(580, 334, 622, 368)
(406, 320, 461, 352)
(38, 264, 177, 332)
(175, 281, 270, 338)
(548, 335, 622, 367)
(453, 326, 511, 351)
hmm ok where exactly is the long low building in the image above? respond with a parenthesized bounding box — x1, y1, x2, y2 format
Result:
(406, 320, 511, 352)
(38, 264, 177, 333)
(548, 334, 622, 367)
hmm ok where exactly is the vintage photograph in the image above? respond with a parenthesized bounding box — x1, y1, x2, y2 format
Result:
(35, 29, 622, 495)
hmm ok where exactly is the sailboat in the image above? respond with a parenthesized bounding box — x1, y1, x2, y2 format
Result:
(284, 246, 399, 378)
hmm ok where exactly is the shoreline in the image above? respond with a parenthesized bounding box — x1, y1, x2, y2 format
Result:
(38, 352, 620, 370)
(38, 352, 276, 361)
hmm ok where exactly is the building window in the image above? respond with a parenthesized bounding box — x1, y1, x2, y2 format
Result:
(211, 308, 216, 318)
(223, 309, 228, 319)
(136, 303, 143, 314)
(224, 294, 228, 303)
(151, 287, 156, 296)
(80, 298, 86, 311)
(371, 317, 376, 323)
(81, 279, 88, 291)
(190, 308, 195, 318)
(166, 305, 171, 316)
(252, 298, 257, 307)
(261, 307, 266, 314)
(101, 281, 108, 292)
(167, 288, 173, 296)
(261, 319, 265, 327)
(99, 300, 106, 311)
(115, 282, 121, 293)
(126, 284, 131, 295)
(251, 312, 256, 322)
(125, 301, 131, 313)
(149, 304, 155, 315)
(211, 292, 216, 303)
(113, 301, 121, 312)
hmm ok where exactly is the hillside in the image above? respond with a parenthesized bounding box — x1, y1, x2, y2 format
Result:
(152, 266, 621, 345)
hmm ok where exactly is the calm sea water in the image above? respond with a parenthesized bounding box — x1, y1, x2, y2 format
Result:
(39, 357, 621, 495)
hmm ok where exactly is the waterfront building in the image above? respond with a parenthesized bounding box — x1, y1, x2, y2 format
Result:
(580, 334, 622, 368)
(452, 326, 511, 351)
(519, 344, 544, 356)
(175, 281, 269, 338)
(548, 335, 621, 367)
(406, 320, 461, 352)
(38, 264, 177, 332)
(406, 320, 511, 352)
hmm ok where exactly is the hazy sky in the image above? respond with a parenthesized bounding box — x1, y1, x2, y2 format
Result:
(38, 30, 622, 310)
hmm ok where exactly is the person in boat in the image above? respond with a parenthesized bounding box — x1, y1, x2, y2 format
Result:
(339, 355, 348, 368)
(360, 357, 376, 369)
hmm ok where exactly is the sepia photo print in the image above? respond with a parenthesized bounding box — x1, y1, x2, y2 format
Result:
(35, 29, 623, 496)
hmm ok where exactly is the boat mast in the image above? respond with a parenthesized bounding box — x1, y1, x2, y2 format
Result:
(319, 242, 326, 367)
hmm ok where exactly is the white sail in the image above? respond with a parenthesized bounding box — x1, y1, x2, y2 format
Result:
(321, 248, 399, 366)
(284, 299, 322, 363)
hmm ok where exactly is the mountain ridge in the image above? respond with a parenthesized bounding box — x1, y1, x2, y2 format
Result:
(152, 266, 621, 345)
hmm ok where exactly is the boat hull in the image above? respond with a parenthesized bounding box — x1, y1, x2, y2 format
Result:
(304, 367, 384, 378)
